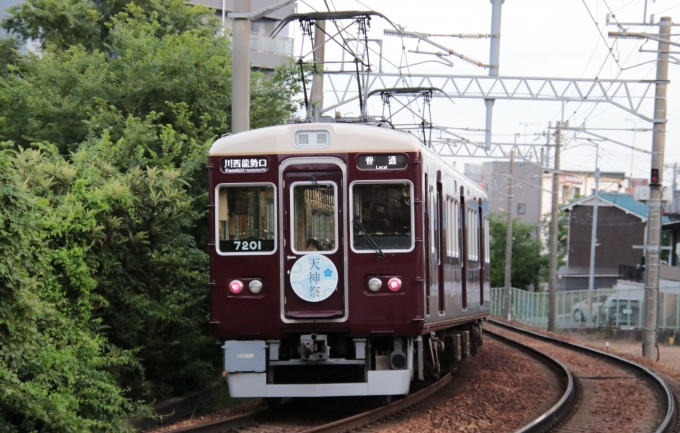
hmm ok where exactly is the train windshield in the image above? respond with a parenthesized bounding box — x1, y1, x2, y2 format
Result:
(352, 182, 413, 251)
(216, 184, 276, 254)
(292, 182, 337, 253)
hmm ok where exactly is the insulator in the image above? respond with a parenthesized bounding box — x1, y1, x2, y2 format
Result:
(457, 33, 488, 39)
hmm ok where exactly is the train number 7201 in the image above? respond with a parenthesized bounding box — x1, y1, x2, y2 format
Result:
(234, 240, 263, 251)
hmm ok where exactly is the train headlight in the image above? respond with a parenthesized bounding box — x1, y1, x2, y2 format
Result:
(387, 278, 402, 291)
(368, 278, 382, 292)
(249, 280, 263, 294)
(229, 280, 244, 294)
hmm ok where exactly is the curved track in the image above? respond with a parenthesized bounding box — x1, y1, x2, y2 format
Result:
(164, 320, 676, 433)
(484, 329, 575, 433)
(168, 373, 451, 433)
(488, 319, 676, 433)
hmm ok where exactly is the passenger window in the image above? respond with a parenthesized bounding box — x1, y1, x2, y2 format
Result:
(352, 182, 413, 251)
(292, 182, 337, 253)
(217, 184, 276, 254)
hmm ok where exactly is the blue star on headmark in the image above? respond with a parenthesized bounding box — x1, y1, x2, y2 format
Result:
(324, 268, 332, 277)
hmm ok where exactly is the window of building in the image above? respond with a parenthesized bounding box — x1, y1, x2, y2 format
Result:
(251, 22, 259, 33)
(562, 185, 570, 201)
(517, 203, 526, 215)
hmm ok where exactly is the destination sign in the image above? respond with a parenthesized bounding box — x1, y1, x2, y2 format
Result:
(357, 154, 407, 170)
(221, 156, 269, 173)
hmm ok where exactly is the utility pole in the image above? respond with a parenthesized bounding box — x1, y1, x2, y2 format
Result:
(642, 17, 671, 360)
(503, 151, 514, 319)
(587, 142, 600, 326)
(537, 146, 545, 243)
(309, 20, 326, 121)
(231, 0, 251, 134)
(484, 0, 504, 149)
(548, 121, 565, 332)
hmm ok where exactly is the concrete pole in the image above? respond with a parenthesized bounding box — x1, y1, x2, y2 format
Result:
(587, 143, 600, 326)
(548, 121, 564, 332)
(231, 0, 251, 134)
(643, 16, 671, 360)
(484, 0, 504, 149)
(221, 0, 227, 36)
(537, 147, 545, 243)
(503, 152, 515, 319)
(309, 20, 326, 121)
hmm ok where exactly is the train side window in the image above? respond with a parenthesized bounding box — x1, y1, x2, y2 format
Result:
(350, 181, 414, 252)
(291, 182, 337, 254)
(216, 183, 276, 254)
(453, 200, 459, 257)
(446, 198, 452, 257)
(484, 216, 490, 263)
(467, 208, 479, 261)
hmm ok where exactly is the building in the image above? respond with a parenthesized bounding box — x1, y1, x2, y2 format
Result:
(481, 161, 543, 229)
(189, 0, 296, 71)
(558, 192, 670, 291)
(540, 170, 628, 219)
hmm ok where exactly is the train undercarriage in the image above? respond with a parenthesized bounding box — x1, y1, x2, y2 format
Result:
(223, 321, 484, 398)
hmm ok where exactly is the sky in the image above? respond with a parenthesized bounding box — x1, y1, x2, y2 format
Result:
(291, 0, 680, 184)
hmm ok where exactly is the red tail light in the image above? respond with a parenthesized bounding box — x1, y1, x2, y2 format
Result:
(388, 278, 402, 291)
(229, 280, 244, 293)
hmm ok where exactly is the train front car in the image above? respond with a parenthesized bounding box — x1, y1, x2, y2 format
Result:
(208, 123, 488, 399)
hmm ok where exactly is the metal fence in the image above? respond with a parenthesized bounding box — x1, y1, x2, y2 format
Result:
(490, 287, 680, 330)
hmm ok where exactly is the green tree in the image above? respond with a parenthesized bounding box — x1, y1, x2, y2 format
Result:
(0, 148, 138, 432)
(0, 0, 302, 426)
(489, 213, 549, 290)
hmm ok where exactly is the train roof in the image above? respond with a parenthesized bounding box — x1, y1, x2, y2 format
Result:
(209, 123, 423, 156)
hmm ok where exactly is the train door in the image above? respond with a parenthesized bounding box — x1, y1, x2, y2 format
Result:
(280, 159, 346, 321)
(437, 173, 445, 315)
(424, 174, 430, 317)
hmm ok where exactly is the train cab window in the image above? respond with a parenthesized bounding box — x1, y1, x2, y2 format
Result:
(351, 181, 414, 252)
(291, 182, 337, 253)
(216, 183, 276, 254)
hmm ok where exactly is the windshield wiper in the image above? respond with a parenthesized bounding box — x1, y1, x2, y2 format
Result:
(353, 216, 384, 258)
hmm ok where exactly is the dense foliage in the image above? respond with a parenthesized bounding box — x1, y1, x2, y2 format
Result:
(489, 213, 550, 290)
(0, 0, 301, 430)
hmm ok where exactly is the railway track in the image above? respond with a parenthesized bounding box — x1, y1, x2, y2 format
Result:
(487, 319, 677, 433)
(162, 320, 675, 433)
(163, 328, 569, 433)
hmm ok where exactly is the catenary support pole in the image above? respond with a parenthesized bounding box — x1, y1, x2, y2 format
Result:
(484, 0, 504, 149)
(503, 151, 514, 319)
(548, 121, 564, 332)
(309, 20, 326, 121)
(231, 0, 251, 134)
(643, 16, 671, 360)
(587, 143, 600, 326)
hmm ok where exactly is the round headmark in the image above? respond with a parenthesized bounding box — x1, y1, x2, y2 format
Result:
(289, 254, 338, 302)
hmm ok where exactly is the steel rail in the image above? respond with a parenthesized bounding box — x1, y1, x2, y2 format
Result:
(167, 373, 452, 433)
(298, 372, 452, 433)
(484, 329, 576, 433)
(164, 407, 268, 433)
(488, 318, 677, 433)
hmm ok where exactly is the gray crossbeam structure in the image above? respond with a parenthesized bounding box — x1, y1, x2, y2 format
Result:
(322, 72, 662, 122)
(322, 72, 660, 162)
(430, 139, 545, 162)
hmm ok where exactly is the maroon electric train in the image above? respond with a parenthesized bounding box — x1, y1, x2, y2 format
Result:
(208, 122, 490, 398)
